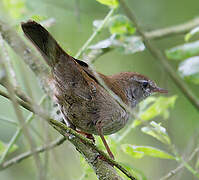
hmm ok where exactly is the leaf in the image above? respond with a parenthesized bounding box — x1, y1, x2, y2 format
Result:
(178, 56, 199, 84)
(96, 0, 119, 8)
(132, 96, 177, 128)
(185, 26, 199, 42)
(121, 144, 175, 159)
(89, 35, 145, 54)
(108, 15, 136, 35)
(165, 40, 199, 60)
(141, 121, 171, 145)
(139, 96, 177, 121)
(117, 36, 145, 54)
(0, 141, 18, 156)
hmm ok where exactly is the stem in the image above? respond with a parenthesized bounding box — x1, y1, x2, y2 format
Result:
(160, 147, 199, 180)
(0, 95, 47, 164)
(174, 151, 199, 178)
(86, 17, 199, 63)
(75, 8, 114, 59)
(0, 136, 66, 170)
(119, 0, 199, 113)
(0, 117, 18, 126)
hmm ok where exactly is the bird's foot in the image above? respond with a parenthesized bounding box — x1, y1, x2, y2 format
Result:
(76, 130, 95, 143)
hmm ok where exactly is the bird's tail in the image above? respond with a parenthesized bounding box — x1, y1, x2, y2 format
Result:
(21, 20, 69, 67)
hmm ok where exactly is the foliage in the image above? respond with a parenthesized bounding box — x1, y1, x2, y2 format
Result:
(121, 144, 174, 159)
(132, 96, 177, 127)
(0, 0, 199, 180)
(165, 28, 199, 85)
(108, 15, 136, 35)
(96, 0, 119, 9)
(185, 26, 199, 42)
(141, 121, 171, 145)
(178, 56, 199, 84)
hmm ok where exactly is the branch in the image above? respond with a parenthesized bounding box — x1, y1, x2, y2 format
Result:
(145, 17, 199, 40)
(0, 86, 136, 179)
(75, 8, 115, 58)
(0, 88, 33, 112)
(0, 136, 66, 170)
(119, 0, 199, 178)
(0, 19, 50, 92)
(0, 34, 44, 179)
(160, 147, 199, 180)
(0, 19, 137, 179)
(119, 0, 199, 111)
(86, 17, 199, 63)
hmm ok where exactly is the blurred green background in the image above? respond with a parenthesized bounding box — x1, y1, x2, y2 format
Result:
(0, 0, 199, 180)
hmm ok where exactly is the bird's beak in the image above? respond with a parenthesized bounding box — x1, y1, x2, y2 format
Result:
(153, 87, 168, 94)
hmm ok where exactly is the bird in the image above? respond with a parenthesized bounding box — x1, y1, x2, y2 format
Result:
(21, 20, 167, 159)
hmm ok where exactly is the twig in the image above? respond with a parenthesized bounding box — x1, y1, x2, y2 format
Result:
(0, 19, 50, 91)
(0, 14, 137, 179)
(119, 0, 199, 112)
(0, 94, 46, 164)
(0, 88, 33, 112)
(145, 17, 199, 40)
(160, 147, 199, 180)
(119, 0, 199, 177)
(0, 7, 197, 180)
(0, 136, 66, 170)
(75, 8, 115, 58)
(1, 41, 18, 87)
(0, 34, 44, 179)
(0, 116, 18, 126)
(86, 17, 199, 63)
(0, 88, 135, 179)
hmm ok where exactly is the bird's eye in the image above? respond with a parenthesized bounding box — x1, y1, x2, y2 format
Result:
(142, 81, 149, 88)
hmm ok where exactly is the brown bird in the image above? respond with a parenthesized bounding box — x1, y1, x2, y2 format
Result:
(21, 20, 167, 159)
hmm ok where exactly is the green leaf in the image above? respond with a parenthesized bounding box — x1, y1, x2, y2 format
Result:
(141, 121, 171, 145)
(132, 96, 177, 128)
(3, 0, 26, 19)
(165, 41, 199, 60)
(121, 144, 175, 159)
(117, 36, 145, 54)
(0, 140, 18, 156)
(96, 0, 119, 8)
(139, 96, 177, 121)
(185, 26, 199, 42)
(108, 15, 136, 35)
(178, 56, 199, 84)
(89, 35, 145, 54)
